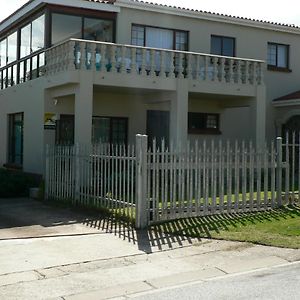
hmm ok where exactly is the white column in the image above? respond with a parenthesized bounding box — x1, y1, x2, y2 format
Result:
(74, 72, 93, 145)
(250, 84, 266, 147)
(170, 79, 189, 146)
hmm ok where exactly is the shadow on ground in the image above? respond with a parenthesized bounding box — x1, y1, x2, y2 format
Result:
(152, 205, 300, 238)
(1, 198, 299, 252)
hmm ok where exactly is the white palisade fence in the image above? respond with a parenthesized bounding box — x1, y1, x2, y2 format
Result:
(46, 143, 137, 221)
(45, 135, 299, 229)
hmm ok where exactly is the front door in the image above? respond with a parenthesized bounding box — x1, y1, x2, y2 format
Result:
(146, 110, 170, 148)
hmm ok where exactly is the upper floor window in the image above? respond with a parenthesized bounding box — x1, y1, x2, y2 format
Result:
(20, 14, 45, 58)
(51, 13, 114, 45)
(0, 31, 17, 67)
(211, 35, 235, 57)
(131, 25, 188, 51)
(267, 42, 290, 71)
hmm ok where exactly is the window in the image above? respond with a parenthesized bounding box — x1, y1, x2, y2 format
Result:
(55, 115, 74, 145)
(8, 113, 24, 166)
(0, 31, 18, 67)
(55, 116, 128, 145)
(83, 18, 113, 42)
(131, 25, 188, 51)
(92, 117, 128, 145)
(0, 39, 7, 67)
(188, 112, 220, 134)
(51, 14, 82, 45)
(211, 35, 235, 57)
(20, 15, 45, 62)
(267, 42, 289, 71)
(51, 13, 114, 45)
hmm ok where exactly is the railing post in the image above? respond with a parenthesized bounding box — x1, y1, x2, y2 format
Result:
(135, 134, 148, 229)
(276, 137, 283, 207)
(75, 143, 80, 204)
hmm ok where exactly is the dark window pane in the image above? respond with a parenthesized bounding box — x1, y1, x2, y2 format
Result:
(267, 43, 289, 68)
(223, 37, 234, 56)
(0, 39, 7, 67)
(21, 24, 31, 58)
(84, 18, 113, 42)
(188, 112, 219, 133)
(7, 32, 17, 64)
(55, 115, 74, 145)
(131, 25, 145, 46)
(211, 36, 222, 55)
(51, 13, 82, 45)
(267, 44, 277, 66)
(8, 113, 24, 165)
(277, 45, 287, 68)
(32, 14, 45, 52)
(92, 117, 110, 143)
(111, 119, 126, 144)
(175, 31, 188, 51)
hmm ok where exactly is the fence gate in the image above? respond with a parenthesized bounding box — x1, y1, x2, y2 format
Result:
(46, 143, 137, 222)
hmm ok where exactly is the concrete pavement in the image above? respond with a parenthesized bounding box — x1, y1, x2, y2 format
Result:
(0, 198, 299, 299)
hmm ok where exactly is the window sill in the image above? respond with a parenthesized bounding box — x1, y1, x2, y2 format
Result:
(267, 65, 292, 73)
(188, 129, 221, 135)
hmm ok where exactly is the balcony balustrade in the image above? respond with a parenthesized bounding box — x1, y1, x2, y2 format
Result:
(0, 38, 265, 90)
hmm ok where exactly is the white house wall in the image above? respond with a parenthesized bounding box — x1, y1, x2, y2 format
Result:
(0, 79, 45, 174)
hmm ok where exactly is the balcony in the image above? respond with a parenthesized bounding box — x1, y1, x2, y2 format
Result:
(0, 38, 265, 91)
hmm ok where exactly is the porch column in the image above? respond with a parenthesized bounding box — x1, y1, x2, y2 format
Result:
(250, 85, 266, 147)
(74, 72, 93, 145)
(170, 79, 189, 146)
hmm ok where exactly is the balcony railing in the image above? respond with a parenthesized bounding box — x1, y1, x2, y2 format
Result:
(46, 38, 264, 85)
(0, 39, 265, 91)
(0, 50, 45, 90)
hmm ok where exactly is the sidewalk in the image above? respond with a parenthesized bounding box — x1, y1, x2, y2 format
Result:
(0, 198, 299, 299)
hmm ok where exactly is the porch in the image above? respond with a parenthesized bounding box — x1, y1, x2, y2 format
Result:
(41, 38, 266, 147)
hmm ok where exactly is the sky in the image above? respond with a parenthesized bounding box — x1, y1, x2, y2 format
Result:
(1, 0, 300, 26)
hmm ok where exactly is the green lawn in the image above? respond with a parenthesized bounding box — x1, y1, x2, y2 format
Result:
(153, 205, 300, 249)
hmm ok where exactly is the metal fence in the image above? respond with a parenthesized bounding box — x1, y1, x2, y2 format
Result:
(46, 143, 136, 220)
(45, 134, 299, 229)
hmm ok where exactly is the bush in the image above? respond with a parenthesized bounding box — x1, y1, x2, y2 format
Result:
(0, 168, 38, 198)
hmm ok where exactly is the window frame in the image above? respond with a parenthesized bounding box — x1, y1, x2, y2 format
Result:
(211, 35, 236, 57)
(8, 112, 24, 167)
(49, 9, 116, 46)
(267, 42, 291, 72)
(92, 116, 128, 145)
(188, 112, 221, 135)
(131, 24, 189, 51)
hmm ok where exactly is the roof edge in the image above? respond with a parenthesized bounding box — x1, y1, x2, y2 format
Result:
(116, 0, 300, 35)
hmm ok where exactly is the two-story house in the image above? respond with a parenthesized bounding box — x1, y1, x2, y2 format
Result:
(0, 0, 298, 176)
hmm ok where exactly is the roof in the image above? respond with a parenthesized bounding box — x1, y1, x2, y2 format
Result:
(1, 0, 300, 33)
(122, 0, 299, 29)
(274, 91, 300, 102)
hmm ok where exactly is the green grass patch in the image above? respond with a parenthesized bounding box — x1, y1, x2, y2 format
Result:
(153, 205, 300, 249)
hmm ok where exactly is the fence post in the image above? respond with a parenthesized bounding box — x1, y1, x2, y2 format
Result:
(135, 134, 148, 229)
(276, 137, 283, 207)
(45, 144, 50, 200)
(74, 143, 80, 203)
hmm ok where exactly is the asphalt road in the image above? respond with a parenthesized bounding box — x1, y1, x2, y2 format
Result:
(132, 262, 300, 300)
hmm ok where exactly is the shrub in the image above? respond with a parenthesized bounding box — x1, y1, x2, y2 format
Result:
(0, 168, 38, 198)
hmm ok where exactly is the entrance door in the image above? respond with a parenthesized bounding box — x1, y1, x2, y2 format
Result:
(146, 110, 170, 148)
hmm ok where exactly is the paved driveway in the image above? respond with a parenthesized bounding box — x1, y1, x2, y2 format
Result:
(0, 198, 104, 239)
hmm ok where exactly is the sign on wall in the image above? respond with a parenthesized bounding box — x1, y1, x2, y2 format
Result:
(44, 113, 56, 130)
